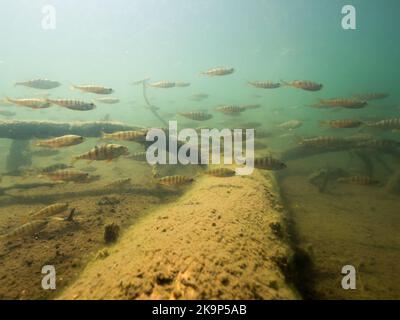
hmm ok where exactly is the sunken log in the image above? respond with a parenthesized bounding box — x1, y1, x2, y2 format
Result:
(0, 120, 144, 140)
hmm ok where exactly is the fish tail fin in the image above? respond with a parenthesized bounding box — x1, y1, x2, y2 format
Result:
(101, 131, 111, 139)
(319, 120, 328, 127)
(291, 134, 304, 145)
(70, 157, 79, 165)
(132, 77, 150, 85)
(358, 120, 367, 129)
(308, 99, 324, 108)
(362, 121, 374, 128)
(280, 79, 290, 87)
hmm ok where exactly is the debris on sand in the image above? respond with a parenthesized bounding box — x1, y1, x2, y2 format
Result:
(104, 223, 120, 244)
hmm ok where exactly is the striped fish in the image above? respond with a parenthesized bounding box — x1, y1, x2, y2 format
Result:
(6, 97, 51, 109)
(36, 135, 84, 148)
(174, 82, 191, 87)
(102, 130, 147, 142)
(300, 136, 348, 148)
(320, 119, 363, 129)
(128, 151, 148, 162)
(253, 156, 287, 170)
(200, 67, 234, 76)
(95, 97, 120, 104)
(178, 112, 213, 121)
(282, 80, 323, 91)
(248, 81, 281, 89)
(148, 81, 176, 88)
(204, 167, 236, 177)
(15, 79, 61, 89)
(105, 178, 132, 189)
(71, 85, 113, 94)
(73, 144, 129, 162)
(344, 133, 374, 144)
(40, 163, 72, 174)
(367, 118, 400, 130)
(47, 99, 96, 111)
(44, 169, 89, 182)
(316, 98, 367, 109)
(158, 175, 194, 186)
(352, 93, 389, 101)
(1, 220, 48, 239)
(31, 203, 69, 219)
(216, 105, 245, 115)
(337, 176, 379, 186)
(278, 120, 303, 130)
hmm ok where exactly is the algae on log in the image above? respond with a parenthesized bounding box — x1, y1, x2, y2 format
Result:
(0, 120, 144, 140)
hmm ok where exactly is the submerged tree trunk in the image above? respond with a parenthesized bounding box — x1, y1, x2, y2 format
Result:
(0, 120, 144, 140)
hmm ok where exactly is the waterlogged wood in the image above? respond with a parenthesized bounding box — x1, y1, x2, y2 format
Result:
(0, 120, 144, 139)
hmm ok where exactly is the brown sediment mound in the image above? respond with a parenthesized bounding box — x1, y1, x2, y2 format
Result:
(58, 171, 300, 300)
